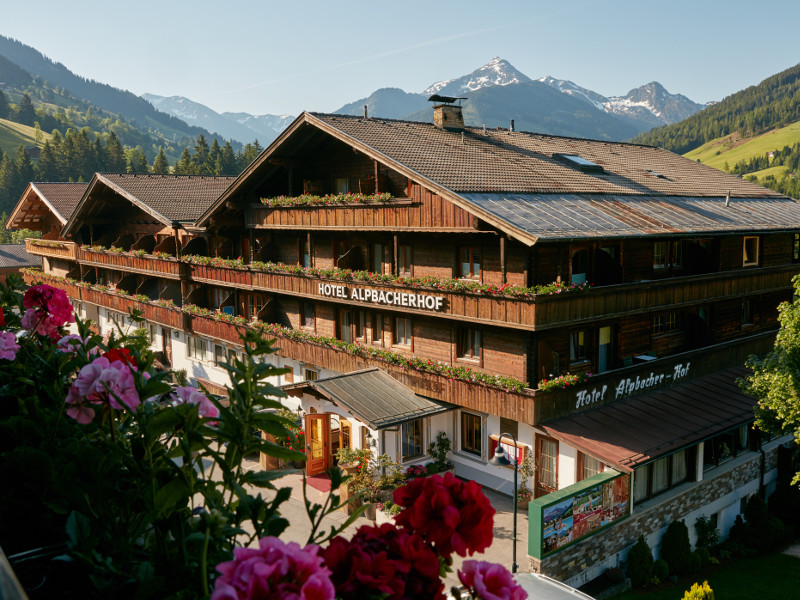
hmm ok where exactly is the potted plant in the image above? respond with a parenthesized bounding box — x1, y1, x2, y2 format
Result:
(517, 450, 536, 509)
(427, 431, 454, 475)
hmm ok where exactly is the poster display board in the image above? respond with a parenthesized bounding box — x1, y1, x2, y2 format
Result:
(529, 470, 630, 560)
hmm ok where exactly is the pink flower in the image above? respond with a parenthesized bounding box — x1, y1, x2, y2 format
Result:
(458, 561, 527, 600)
(56, 334, 98, 358)
(212, 537, 333, 600)
(173, 385, 219, 419)
(0, 331, 20, 360)
(65, 356, 141, 423)
(21, 284, 75, 339)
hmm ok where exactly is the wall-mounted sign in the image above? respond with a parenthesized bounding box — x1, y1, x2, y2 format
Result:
(317, 283, 445, 311)
(530, 471, 630, 560)
(575, 362, 691, 410)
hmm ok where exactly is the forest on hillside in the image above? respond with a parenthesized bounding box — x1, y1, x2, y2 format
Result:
(633, 63, 800, 155)
(0, 90, 262, 215)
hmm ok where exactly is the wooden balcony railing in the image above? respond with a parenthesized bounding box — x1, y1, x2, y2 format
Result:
(22, 271, 184, 329)
(77, 248, 183, 279)
(183, 263, 800, 331)
(25, 238, 77, 261)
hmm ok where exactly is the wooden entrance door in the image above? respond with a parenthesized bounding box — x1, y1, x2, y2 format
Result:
(305, 414, 330, 476)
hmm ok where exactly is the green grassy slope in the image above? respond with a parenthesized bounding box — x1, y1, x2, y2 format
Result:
(0, 117, 49, 154)
(684, 121, 800, 170)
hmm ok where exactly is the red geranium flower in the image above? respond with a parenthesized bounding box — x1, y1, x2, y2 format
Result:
(393, 472, 495, 559)
(103, 347, 137, 368)
(323, 523, 443, 600)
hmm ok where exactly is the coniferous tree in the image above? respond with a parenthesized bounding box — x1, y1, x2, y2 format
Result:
(152, 147, 170, 174)
(15, 146, 34, 192)
(221, 141, 237, 175)
(36, 140, 60, 181)
(193, 134, 212, 175)
(0, 90, 9, 119)
(104, 131, 126, 172)
(174, 147, 194, 175)
(15, 94, 35, 126)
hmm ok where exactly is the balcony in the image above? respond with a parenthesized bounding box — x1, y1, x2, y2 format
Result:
(77, 247, 183, 280)
(25, 238, 77, 261)
(181, 262, 800, 331)
(22, 271, 184, 329)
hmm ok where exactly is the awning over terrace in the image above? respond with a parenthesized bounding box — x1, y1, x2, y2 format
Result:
(541, 366, 757, 472)
(283, 367, 454, 429)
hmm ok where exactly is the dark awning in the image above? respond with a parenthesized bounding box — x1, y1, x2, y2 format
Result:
(283, 368, 454, 429)
(542, 366, 756, 472)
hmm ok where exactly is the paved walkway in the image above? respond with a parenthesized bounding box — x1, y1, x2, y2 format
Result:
(242, 458, 530, 590)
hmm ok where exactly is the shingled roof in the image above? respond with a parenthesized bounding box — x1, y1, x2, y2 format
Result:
(63, 174, 236, 236)
(0, 244, 39, 269)
(200, 111, 800, 242)
(6, 182, 88, 231)
(310, 113, 781, 198)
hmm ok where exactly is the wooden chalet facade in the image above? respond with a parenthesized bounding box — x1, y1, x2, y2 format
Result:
(10, 105, 800, 586)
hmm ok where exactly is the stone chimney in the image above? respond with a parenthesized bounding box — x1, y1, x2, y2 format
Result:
(433, 103, 465, 131)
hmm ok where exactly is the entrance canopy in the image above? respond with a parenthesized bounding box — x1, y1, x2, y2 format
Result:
(283, 368, 454, 429)
(542, 366, 756, 472)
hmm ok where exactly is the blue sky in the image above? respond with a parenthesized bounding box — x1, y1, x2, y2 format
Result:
(2, 0, 799, 116)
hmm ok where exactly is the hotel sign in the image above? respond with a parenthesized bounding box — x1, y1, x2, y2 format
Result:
(575, 362, 691, 410)
(317, 283, 445, 311)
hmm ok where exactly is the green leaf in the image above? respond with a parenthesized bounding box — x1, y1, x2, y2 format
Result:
(154, 479, 191, 518)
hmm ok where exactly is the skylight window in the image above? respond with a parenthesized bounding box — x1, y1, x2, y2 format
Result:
(553, 153, 605, 174)
(645, 169, 667, 179)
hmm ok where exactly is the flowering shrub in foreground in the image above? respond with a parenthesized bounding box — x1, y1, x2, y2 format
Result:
(2, 276, 527, 599)
(215, 474, 525, 600)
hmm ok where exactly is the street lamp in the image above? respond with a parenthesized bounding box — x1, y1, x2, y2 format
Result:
(489, 432, 519, 573)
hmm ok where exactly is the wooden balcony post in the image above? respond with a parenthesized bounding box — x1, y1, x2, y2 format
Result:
(374, 160, 380, 193)
(500, 236, 507, 284)
(249, 230, 255, 264)
(307, 232, 313, 267)
(393, 235, 398, 276)
(174, 230, 182, 260)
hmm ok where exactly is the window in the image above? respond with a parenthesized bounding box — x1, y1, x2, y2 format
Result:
(338, 310, 353, 343)
(654, 241, 682, 270)
(334, 241, 351, 266)
(299, 237, 312, 268)
(355, 310, 366, 341)
(334, 177, 349, 194)
(461, 412, 482, 456)
(598, 326, 612, 373)
(393, 316, 412, 347)
(653, 312, 679, 335)
(459, 246, 481, 279)
(210, 287, 229, 310)
(371, 313, 384, 346)
(372, 243, 384, 274)
(794, 233, 800, 263)
(401, 419, 424, 461)
(741, 299, 752, 326)
(743, 236, 759, 266)
(571, 248, 588, 284)
(300, 302, 315, 330)
(634, 449, 692, 503)
(187, 335, 208, 361)
(304, 368, 318, 382)
(457, 328, 482, 360)
(148, 324, 158, 345)
(704, 426, 748, 469)
(569, 330, 586, 362)
(579, 453, 604, 481)
(248, 293, 268, 321)
(537, 437, 558, 494)
(398, 244, 412, 276)
(214, 344, 226, 366)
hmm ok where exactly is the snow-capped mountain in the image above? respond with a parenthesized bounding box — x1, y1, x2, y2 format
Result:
(537, 77, 705, 127)
(142, 93, 293, 146)
(424, 57, 532, 97)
